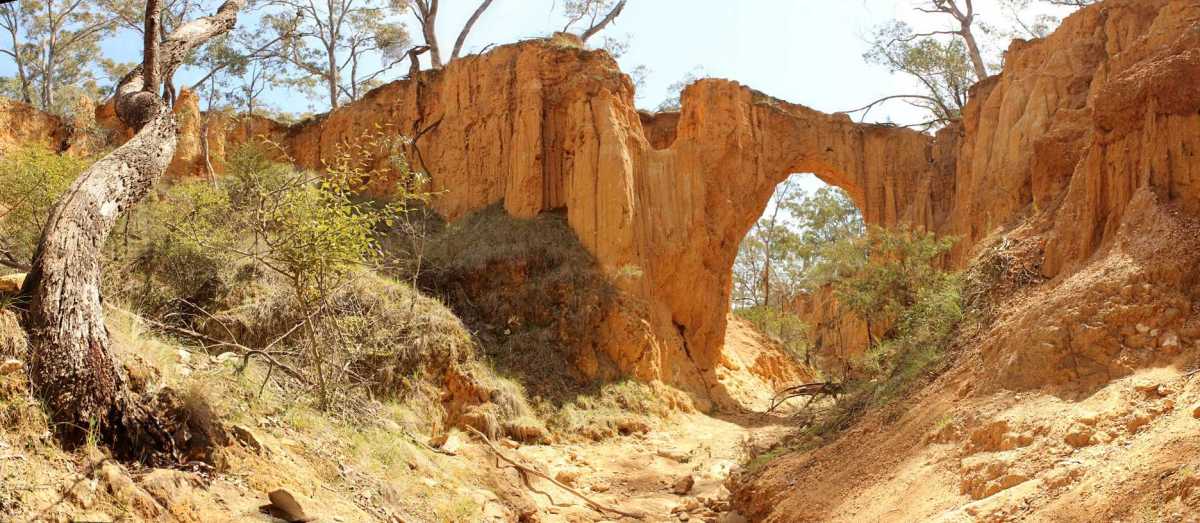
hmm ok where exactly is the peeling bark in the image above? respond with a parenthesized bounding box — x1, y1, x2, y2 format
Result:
(20, 0, 245, 448)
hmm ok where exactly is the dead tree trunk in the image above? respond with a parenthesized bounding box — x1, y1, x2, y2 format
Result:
(20, 0, 245, 448)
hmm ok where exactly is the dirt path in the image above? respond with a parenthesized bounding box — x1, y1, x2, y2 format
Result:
(499, 411, 794, 522)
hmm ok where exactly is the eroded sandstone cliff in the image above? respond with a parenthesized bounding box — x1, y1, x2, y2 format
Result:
(85, 39, 942, 406)
(257, 44, 945, 406)
(8, 0, 1197, 410)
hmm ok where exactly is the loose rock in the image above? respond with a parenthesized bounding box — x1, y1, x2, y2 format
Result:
(673, 475, 695, 495)
(0, 358, 22, 375)
(431, 431, 465, 455)
(232, 424, 266, 453)
(264, 488, 315, 523)
(658, 448, 691, 463)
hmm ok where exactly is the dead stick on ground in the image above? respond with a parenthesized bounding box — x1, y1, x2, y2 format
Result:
(106, 306, 310, 385)
(464, 426, 645, 520)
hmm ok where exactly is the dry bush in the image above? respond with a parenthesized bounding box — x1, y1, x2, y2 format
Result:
(198, 267, 477, 402)
(540, 380, 672, 441)
(0, 310, 26, 360)
(411, 205, 621, 401)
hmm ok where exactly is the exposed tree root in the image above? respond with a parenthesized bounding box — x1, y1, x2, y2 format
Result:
(105, 387, 230, 468)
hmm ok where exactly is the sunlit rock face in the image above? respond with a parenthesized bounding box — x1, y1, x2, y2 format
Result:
(17, 0, 1199, 406)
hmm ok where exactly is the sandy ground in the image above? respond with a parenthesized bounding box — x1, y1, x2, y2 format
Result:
(484, 411, 792, 523)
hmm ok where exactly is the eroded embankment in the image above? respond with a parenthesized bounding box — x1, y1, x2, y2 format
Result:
(734, 0, 1200, 520)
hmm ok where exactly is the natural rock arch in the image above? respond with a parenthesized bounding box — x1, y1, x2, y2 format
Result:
(82, 40, 954, 405)
(612, 80, 948, 401)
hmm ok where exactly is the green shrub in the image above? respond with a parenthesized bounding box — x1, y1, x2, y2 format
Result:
(796, 226, 962, 440)
(105, 141, 462, 411)
(538, 380, 673, 441)
(113, 180, 238, 317)
(0, 146, 87, 268)
(733, 305, 811, 363)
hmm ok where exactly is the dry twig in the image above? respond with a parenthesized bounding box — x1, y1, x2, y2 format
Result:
(767, 382, 844, 413)
(463, 426, 645, 520)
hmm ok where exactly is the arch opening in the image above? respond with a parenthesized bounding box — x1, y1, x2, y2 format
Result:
(727, 172, 865, 373)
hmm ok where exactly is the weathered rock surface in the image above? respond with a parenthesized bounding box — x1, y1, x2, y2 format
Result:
(0, 98, 70, 152)
(227, 41, 942, 403)
(7, 0, 1197, 409)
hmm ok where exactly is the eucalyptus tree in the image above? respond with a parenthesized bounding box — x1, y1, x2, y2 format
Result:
(862, 21, 976, 125)
(560, 0, 626, 43)
(408, 0, 497, 69)
(267, 0, 410, 110)
(855, 0, 996, 127)
(20, 0, 246, 452)
(911, 0, 987, 80)
(0, 0, 116, 111)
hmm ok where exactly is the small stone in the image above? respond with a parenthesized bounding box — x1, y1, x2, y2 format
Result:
(1156, 399, 1176, 414)
(431, 431, 464, 455)
(98, 462, 161, 518)
(590, 483, 610, 493)
(1126, 411, 1153, 433)
(1191, 404, 1200, 419)
(68, 478, 98, 508)
(1136, 323, 1151, 334)
(673, 475, 695, 495)
(1135, 383, 1169, 398)
(555, 469, 582, 486)
(658, 448, 691, 463)
(1161, 332, 1181, 351)
(1064, 425, 1095, 448)
(265, 488, 314, 523)
(232, 424, 265, 454)
(0, 359, 22, 375)
(1075, 412, 1099, 426)
(72, 511, 113, 523)
(176, 350, 191, 364)
(138, 469, 196, 510)
(215, 352, 239, 364)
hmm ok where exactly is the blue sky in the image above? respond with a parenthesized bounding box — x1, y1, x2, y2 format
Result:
(0, 0, 1075, 120)
(3, 0, 1076, 197)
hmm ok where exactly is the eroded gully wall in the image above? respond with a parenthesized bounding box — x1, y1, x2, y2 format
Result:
(12, 0, 1197, 406)
(123, 42, 944, 405)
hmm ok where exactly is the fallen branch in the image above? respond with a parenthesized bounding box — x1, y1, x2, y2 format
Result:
(463, 426, 644, 520)
(107, 306, 310, 386)
(767, 382, 844, 413)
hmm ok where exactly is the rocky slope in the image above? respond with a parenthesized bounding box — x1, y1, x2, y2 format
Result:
(734, 1, 1200, 520)
(0, 98, 70, 152)
(4, 0, 1196, 424)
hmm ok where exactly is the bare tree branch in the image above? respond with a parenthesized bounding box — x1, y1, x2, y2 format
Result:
(579, 0, 625, 43)
(450, 0, 494, 61)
